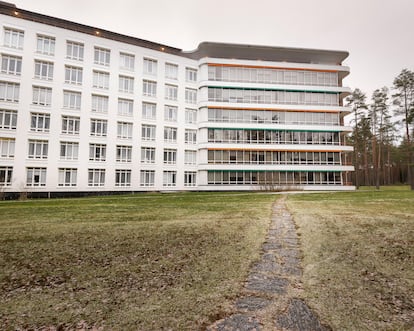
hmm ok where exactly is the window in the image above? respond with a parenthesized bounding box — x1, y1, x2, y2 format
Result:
(117, 122, 133, 139)
(1, 54, 22, 75)
(186, 68, 197, 82)
(143, 58, 157, 75)
(65, 66, 83, 85)
(3, 28, 24, 49)
(184, 171, 197, 187)
(94, 47, 110, 66)
(58, 168, 77, 187)
(143, 80, 157, 97)
(115, 169, 131, 187)
(90, 119, 107, 137)
(165, 84, 178, 100)
(184, 150, 197, 165)
(164, 105, 177, 122)
(0, 138, 15, 158)
(61, 116, 80, 135)
(0, 167, 12, 186)
(60, 141, 79, 160)
(93, 71, 109, 89)
(142, 102, 156, 120)
(185, 108, 197, 124)
(118, 98, 133, 116)
(89, 143, 106, 161)
(163, 171, 176, 187)
(0, 81, 19, 102)
(28, 140, 48, 159)
(185, 129, 197, 144)
(141, 147, 155, 163)
(140, 170, 155, 187)
(30, 113, 50, 132)
(36, 35, 55, 55)
(185, 88, 197, 104)
(26, 167, 46, 187)
(164, 127, 177, 143)
(141, 124, 156, 141)
(91, 94, 108, 113)
(163, 148, 176, 164)
(116, 145, 132, 162)
(0, 109, 17, 129)
(165, 63, 178, 80)
(66, 41, 84, 61)
(119, 75, 134, 93)
(34, 60, 54, 80)
(120, 52, 134, 71)
(63, 90, 81, 110)
(88, 169, 105, 187)
(32, 86, 52, 106)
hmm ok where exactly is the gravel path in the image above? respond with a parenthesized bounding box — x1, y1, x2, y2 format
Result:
(207, 197, 331, 331)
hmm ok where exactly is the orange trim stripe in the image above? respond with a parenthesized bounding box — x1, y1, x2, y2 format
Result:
(206, 148, 342, 152)
(207, 63, 338, 73)
(206, 106, 340, 113)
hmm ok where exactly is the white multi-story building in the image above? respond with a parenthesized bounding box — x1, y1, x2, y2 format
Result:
(0, 2, 354, 196)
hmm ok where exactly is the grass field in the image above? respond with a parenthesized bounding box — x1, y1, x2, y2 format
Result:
(0, 192, 276, 330)
(2, 188, 413, 330)
(287, 186, 414, 330)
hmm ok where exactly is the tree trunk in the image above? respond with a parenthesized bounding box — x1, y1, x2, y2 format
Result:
(364, 142, 369, 186)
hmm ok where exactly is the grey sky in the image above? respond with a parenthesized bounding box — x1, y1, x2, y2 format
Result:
(11, 0, 414, 101)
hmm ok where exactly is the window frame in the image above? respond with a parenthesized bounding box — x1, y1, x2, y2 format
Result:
(36, 35, 55, 55)
(60, 141, 79, 160)
(94, 47, 111, 66)
(89, 143, 107, 161)
(66, 41, 84, 61)
(58, 168, 77, 187)
(61, 115, 80, 135)
(28, 139, 48, 159)
(30, 112, 50, 132)
(26, 167, 46, 187)
(3, 28, 24, 49)
(65, 65, 83, 85)
(1, 54, 22, 75)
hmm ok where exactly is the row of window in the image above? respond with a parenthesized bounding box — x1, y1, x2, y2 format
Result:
(207, 108, 340, 126)
(208, 129, 340, 145)
(208, 65, 339, 87)
(1, 137, 196, 163)
(0, 137, 198, 161)
(0, 111, 197, 143)
(1, 104, 196, 128)
(0, 76, 197, 104)
(207, 88, 339, 106)
(0, 166, 196, 187)
(207, 171, 342, 185)
(207, 150, 341, 165)
(2, 28, 198, 80)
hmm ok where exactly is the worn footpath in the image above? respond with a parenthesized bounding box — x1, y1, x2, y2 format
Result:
(207, 196, 331, 331)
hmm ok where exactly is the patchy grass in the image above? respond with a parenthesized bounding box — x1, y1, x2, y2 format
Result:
(0, 192, 276, 330)
(287, 187, 414, 331)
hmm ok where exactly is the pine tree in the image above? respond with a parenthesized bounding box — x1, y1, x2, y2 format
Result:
(393, 69, 414, 189)
(369, 87, 390, 189)
(346, 88, 368, 188)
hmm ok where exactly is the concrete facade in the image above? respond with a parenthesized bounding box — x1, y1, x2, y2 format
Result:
(0, 2, 354, 195)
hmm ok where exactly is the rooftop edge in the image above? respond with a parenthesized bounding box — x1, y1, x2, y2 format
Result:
(1, 2, 349, 65)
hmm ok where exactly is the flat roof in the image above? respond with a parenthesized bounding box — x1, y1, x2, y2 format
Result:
(0, 2, 348, 65)
(184, 42, 348, 65)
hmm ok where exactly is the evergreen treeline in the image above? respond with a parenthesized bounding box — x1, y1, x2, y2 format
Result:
(346, 69, 414, 190)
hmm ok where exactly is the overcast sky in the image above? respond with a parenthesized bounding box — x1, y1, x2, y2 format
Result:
(11, 0, 414, 101)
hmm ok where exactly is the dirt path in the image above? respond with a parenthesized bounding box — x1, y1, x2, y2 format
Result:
(207, 197, 331, 331)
